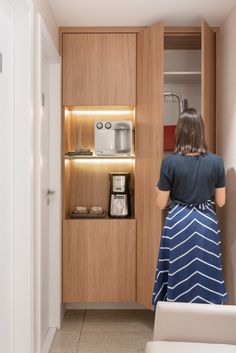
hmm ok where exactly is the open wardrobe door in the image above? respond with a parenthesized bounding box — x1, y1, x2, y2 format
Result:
(136, 22, 164, 309)
(201, 20, 216, 152)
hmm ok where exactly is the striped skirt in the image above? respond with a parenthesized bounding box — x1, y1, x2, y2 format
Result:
(152, 201, 228, 306)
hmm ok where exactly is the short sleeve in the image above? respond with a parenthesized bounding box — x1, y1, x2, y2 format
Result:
(215, 158, 225, 188)
(157, 158, 172, 191)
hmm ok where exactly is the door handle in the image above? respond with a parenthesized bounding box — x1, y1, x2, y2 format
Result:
(47, 189, 56, 196)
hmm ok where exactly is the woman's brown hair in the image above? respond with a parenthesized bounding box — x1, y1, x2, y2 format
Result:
(174, 108, 208, 154)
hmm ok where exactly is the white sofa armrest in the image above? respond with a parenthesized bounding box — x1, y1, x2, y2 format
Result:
(153, 302, 236, 345)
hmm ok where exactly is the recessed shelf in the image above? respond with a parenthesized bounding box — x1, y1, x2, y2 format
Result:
(65, 217, 136, 221)
(65, 155, 135, 160)
(164, 71, 201, 84)
(65, 105, 135, 115)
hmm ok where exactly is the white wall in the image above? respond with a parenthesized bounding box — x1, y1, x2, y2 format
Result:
(0, 2, 14, 351)
(33, 0, 58, 48)
(13, 4, 34, 351)
(218, 4, 236, 304)
(0, 1, 58, 352)
(0, 1, 35, 352)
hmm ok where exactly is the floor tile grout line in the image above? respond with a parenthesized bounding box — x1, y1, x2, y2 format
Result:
(76, 309, 87, 353)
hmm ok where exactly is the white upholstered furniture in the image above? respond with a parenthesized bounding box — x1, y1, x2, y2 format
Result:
(146, 302, 236, 353)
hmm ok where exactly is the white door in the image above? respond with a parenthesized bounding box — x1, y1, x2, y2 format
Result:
(41, 54, 52, 345)
(0, 2, 14, 351)
(36, 16, 61, 353)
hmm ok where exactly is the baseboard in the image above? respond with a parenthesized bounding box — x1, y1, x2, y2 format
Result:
(42, 327, 57, 353)
(65, 303, 147, 310)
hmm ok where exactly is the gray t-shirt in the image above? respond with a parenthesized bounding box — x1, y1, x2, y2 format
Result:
(157, 152, 225, 204)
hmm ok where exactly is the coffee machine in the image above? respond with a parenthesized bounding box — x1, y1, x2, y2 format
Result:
(108, 173, 131, 218)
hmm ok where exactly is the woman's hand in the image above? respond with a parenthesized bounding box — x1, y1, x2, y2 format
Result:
(155, 187, 170, 210)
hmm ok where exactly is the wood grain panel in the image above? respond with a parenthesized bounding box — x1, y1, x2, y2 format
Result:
(165, 26, 219, 33)
(62, 109, 72, 218)
(62, 219, 136, 302)
(164, 34, 201, 50)
(215, 28, 221, 155)
(136, 22, 164, 309)
(60, 27, 143, 34)
(165, 26, 201, 33)
(62, 33, 136, 106)
(201, 20, 216, 152)
(63, 160, 71, 218)
(68, 160, 135, 216)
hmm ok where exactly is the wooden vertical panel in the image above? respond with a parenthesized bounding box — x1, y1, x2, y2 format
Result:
(62, 33, 136, 106)
(136, 22, 164, 309)
(63, 219, 136, 302)
(64, 161, 71, 218)
(215, 28, 221, 155)
(201, 20, 216, 152)
(62, 108, 72, 218)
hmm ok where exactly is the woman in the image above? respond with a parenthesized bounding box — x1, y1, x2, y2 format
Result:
(152, 108, 228, 306)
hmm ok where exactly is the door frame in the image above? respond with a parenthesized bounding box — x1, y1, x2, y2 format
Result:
(35, 14, 61, 353)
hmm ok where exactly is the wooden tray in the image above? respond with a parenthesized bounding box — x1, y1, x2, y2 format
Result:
(69, 212, 106, 219)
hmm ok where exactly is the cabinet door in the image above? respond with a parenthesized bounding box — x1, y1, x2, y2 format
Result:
(62, 33, 136, 106)
(63, 219, 136, 302)
(201, 20, 216, 152)
(136, 22, 164, 309)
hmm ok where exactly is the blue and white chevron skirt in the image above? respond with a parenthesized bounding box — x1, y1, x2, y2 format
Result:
(152, 201, 228, 306)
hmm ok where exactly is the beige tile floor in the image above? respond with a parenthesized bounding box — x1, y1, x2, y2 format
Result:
(49, 309, 154, 353)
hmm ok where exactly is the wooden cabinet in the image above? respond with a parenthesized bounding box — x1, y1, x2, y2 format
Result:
(62, 219, 136, 302)
(62, 33, 136, 106)
(60, 24, 218, 307)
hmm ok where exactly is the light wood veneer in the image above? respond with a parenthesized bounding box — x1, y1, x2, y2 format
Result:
(201, 20, 216, 152)
(135, 22, 164, 309)
(62, 33, 136, 106)
(63, 219, 136, 302)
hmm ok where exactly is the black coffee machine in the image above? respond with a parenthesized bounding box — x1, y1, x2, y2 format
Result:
(108, 172, 131, 217)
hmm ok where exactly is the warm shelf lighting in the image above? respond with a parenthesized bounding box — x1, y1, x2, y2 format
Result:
(72, 158, 135, 164)
(72, 110, 134, 116)
(64, 109, 71, 119)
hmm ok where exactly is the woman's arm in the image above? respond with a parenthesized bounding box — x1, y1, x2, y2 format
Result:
(215, 187, 226, 207)
(155, 187, 170, 210)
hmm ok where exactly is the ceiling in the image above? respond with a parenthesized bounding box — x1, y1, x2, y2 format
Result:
(49, 0, 236, 27)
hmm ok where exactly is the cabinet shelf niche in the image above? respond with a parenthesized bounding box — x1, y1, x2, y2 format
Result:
(164, 71, 201, 84)
(63, 105, 136, 220)
(66, 216, 136, 221)
(65, 155, 135, 160)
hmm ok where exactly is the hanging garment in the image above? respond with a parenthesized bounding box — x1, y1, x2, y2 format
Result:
(152, 201, 228, 306)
